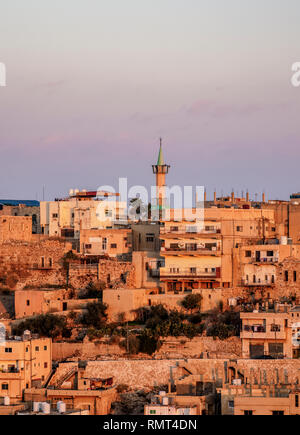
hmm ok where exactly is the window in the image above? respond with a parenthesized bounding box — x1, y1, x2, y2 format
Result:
(41, 257, 45, 268)
(272, 411, 284, 415)
(146, 234, 155, 242)
(49, 258, 53, 267)
(236, 226, 243, 232)
(35, 346, 39, 352)
(228, 400, 234, 409)
(245, 251, 251, 258)
(150, 410, 156, 415)
(110, 243, 117, 249)
(284, 271, 289, 282)
(5, 348, 12, 353)
(244, 410, 253, 415)
(52, 213, 58, 218)
(44, 346, 47, 351)
(1, 384, 8, 390)
(85, 244, 92, 249)
(102, 238, 107, 250)
(296, 395, 299, 408)
(271, 324, 281, 332)
(294, 271, 297, 282)
(26, 300, 30, 306)
(44, 363, 48, 369)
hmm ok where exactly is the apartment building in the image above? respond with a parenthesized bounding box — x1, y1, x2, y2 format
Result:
(159, 219, 221, 293)
(0, 332, 52, 401)
(234, 390, 300, 415)
(145, 374, 219, 416)
(40, 190, 127, 238)
(240, 306, 293, 359)
(24, 364, 117, 415)
(80, 228, 132, 258)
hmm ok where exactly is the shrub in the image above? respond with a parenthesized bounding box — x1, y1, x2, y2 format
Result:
(181, 294, 202, 313)
(13, 314, 68, 339)
(80, 302, 108, 329)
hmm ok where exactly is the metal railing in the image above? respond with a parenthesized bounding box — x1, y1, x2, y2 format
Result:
(160, 267, 217, 277)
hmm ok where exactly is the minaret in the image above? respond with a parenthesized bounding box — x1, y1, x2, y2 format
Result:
(152, 139, 170, 220)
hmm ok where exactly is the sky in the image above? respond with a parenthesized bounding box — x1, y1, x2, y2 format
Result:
(0, 0, 300, 201)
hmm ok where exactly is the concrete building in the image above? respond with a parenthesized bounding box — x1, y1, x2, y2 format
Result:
(80, 228, 132, 258)
(240, 306, 292, 359)
(40, 190, 127, 238)
(24, 363, 117, 415)
(0, 203, 41, 234)
(14, 289, 98, 319)
(0, 216, 32, 243)
(0, 332, 52, 402)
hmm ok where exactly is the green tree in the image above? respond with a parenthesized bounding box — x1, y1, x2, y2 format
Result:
(81, 302, 108, 329)
(181, 294, 202, 313)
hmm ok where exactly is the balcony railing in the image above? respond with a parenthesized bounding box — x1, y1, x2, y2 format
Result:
(161, 246, 220, 255)
(241, 279, 275, 286)
(160, 267, 218, 278)
(160, 227, 221, 235)
(249, 257, 279, 264)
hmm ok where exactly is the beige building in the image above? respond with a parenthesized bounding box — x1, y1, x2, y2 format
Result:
(0, 216, 32, 243)
(240, 307, 292, 359)
(0, 204, 40, 234)
(0, 332, 52, 401)
(14, 289, 98, 319)
(40, 190, 127, 238)
(80, 228, 132, 258)
(24, 363, 117, 415)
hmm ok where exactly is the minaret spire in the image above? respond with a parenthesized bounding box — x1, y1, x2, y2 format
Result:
(152, 139, 170, 221)
(157, 138, 165, 166)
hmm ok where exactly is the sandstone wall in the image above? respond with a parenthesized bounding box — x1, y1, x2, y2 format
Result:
(52, 336, 241, 361)
(51, 358, 300, 390)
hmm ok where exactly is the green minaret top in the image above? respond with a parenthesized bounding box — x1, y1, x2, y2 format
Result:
(157, 138, 164, 166)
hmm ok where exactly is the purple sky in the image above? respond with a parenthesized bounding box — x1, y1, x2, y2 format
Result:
(0, 0, 300, 201)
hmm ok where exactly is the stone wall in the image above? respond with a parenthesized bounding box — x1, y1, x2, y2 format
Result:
(67, 260, 135, 290)
(51, 358, 300, 390)
(0, 239, 72, 290)
(52, 336, 241, 361)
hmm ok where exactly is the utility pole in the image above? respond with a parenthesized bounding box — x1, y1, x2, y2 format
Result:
(126, 321, 129, 353)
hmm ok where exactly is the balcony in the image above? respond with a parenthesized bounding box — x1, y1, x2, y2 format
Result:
(160, 226, 221, 236)
(160, 267, 218, 278)
(241, 279, 275, 287)
(161, 246, 220, 256)
(249, 257, 279, 264)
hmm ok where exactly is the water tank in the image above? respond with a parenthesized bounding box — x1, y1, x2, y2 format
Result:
(57, 401, 66, 414)
(281, 236, 287, 245)
(33, 402, 40, 412)
(162, 397, 169, 406)
(41, 402, 51, 414)
(4, 396, 10, 406)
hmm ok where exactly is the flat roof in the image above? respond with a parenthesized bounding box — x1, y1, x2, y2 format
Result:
(0, 200, 39, 207)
